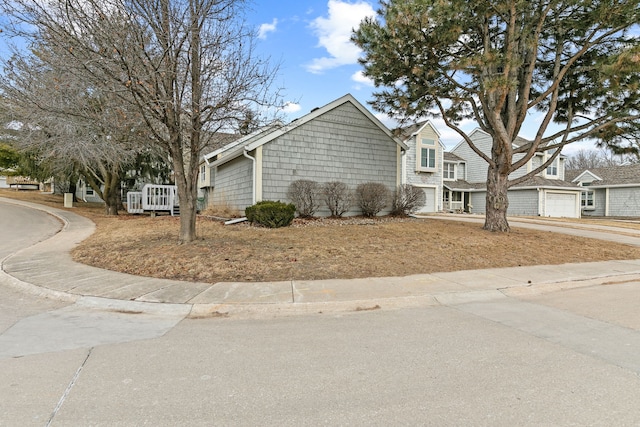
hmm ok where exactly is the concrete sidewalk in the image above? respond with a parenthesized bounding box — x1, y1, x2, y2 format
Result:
(2, 197, 640, 316)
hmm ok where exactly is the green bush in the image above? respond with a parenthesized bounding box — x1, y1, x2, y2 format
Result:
(245, 200, 296, 228)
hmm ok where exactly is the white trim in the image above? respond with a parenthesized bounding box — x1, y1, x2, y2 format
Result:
(585, 183, 640, 189)
(242, 148, 257, 206)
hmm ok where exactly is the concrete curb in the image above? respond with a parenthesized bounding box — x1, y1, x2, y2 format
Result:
(2, 196, 640, 316)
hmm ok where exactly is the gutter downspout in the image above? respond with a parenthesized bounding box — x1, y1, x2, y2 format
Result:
(243, 147, 257, 205)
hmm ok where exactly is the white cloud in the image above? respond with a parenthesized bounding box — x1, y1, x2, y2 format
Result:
(258, 19, 278, 40)
(351, 70, 374, 87)
(282, 102, 302, 114)
(306, 0, 375, 74)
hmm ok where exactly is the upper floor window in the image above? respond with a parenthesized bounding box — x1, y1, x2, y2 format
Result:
(417, 138, 437, 172)
(546, 156, 558, 177)
(443, 163, 456, 180)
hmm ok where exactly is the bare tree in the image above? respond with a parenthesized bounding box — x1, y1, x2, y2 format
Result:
(565, 148, 629, 171)
(1, 47, 145, 214)
(2, 0, 282, 242)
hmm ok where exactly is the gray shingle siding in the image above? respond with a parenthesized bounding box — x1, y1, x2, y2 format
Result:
(261, 102, 398, 216)
(469, 190, 539, 216)
(507, 189, 539, 216)
(470, 192, 486, 214)
(608, 187, 640, 217)
(211, 156, 253, 211)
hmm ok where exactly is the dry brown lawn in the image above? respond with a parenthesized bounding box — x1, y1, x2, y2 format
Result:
(3, 189, 640, 283)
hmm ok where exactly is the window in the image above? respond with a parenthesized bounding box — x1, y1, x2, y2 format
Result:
(418, 138, 437, 171)
(200, 164, 206, 183)
(581, 190, 594, 209)
(443, 163, 456, 180)
(546, 153, 558, 177)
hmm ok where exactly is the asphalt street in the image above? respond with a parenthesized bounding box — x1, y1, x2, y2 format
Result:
(1, 200, 640, 426)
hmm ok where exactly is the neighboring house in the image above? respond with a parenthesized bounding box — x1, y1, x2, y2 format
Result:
(399, 121, 446, 213)
(446, 128, 582, 218)
(566, 163, 640, 217)
(198, 132, 243, 202)
(0, 175, 8, 188)
(201, 94, 408, 216)
(76, 180, 104, 203)
(5, 176, 40, 190)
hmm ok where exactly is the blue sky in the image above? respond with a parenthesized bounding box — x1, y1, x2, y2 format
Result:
(245, 0, 582, 152)
(246, 1, 386, 126)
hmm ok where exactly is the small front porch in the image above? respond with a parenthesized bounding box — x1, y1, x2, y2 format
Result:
(443, 187, 471, 213)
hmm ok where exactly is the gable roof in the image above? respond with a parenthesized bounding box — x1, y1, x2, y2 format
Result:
(565, 169, 603, 183)
(203, 123, 284, 165)
(398, 120, 442, 139)
(204, 94, 407, 167)
(568, 163, 640, 187)
(444, 152, 465, 162)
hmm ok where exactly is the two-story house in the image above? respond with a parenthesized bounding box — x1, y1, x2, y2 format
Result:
(401, 126, 582, 218)
(399, 121, 446, 213)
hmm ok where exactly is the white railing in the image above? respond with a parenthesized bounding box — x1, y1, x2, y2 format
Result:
(444, 200, 464, 212)
(142, 184, 176, 211)
(126, 191, 144, 214)
(127, 184, 179, 215)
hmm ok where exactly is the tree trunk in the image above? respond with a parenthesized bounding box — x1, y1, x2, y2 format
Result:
(104, 188, 119, 215)
(103, 172, 120, 215)
(175, 172, 198, 243)
(484, 164, 510, 232)
(68, 179, 78, 203)
(172, 150, 199, 243)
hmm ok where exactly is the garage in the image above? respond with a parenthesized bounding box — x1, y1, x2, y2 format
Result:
(416, 186, 437, 213)
(545, 192, 579, 218)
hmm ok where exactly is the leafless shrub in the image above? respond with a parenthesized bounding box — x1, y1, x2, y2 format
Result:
(391, 184, 426, 216)
(356, 182, 391, 217)
(287, 179, 321, 218)
(323, 181, 353, 217)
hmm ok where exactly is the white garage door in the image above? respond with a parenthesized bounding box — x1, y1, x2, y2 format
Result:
(546, 192, 578, 218)
(416, 187, 437, 213)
